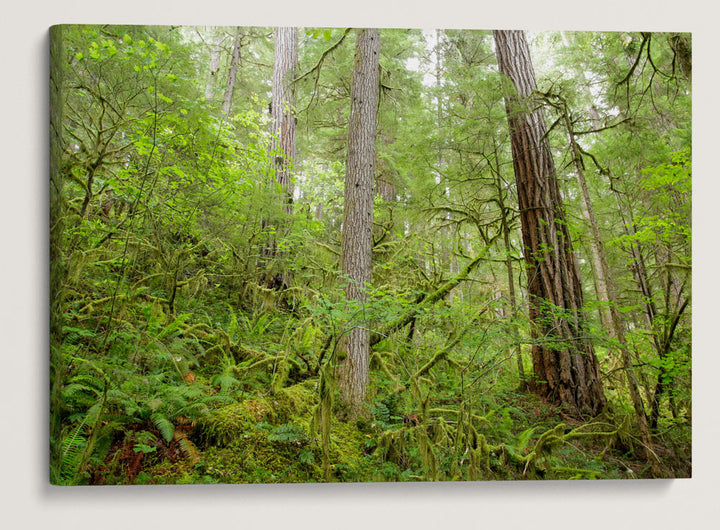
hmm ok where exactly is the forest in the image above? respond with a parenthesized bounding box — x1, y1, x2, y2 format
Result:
(49, 24, 691, 485)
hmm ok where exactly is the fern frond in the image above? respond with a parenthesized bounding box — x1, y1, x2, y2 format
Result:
(151, 412, 175, 442)
(212, 373, 241, 395)
(515, 426, 539, 453)
(174, 430, 200, 465)
(65, 374, 104, 395)
(60, 420, 88, 478)
(174, 400, 211, 418)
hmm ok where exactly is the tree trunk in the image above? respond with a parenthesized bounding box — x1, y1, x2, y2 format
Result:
(613, 183, 689, 434)
(261, 27, 298, 291)
(270, 26, 298, 213)
(221, 27, 243, 116)
(205, 31, 223, 101)
(433, 29, 459, 303)
(493, 30, 605, 417)
(338, 28, 380, 418)
(553, 96, 659, 473)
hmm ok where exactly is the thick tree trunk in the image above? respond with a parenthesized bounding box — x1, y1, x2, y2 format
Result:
(493, 30, 605, 417)
(221, 27, 243, 116)
(261, 27, 298, 291)
(270, 26, 298, 213)
(338, 28, 380, 417)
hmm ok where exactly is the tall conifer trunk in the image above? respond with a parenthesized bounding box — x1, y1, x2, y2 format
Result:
(493, 30, 605, 416)
(205, 31, 222, 101)
(339, 28, 380, 417)
(269, 27, 298, 212)
(261, 27, 298, 290)
(221, 27, 243, 116)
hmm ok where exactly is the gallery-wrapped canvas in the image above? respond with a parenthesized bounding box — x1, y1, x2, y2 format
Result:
(49, 24, 691, 485)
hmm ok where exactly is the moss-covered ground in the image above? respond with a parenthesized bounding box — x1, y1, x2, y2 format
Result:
(82, 374, 690, 485)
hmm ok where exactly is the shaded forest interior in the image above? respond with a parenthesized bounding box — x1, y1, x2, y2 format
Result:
(49, 25, 691, 484)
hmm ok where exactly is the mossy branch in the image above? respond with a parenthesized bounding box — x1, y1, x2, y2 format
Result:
(428, 408, 489, 425)
(369, 254, 484, 347)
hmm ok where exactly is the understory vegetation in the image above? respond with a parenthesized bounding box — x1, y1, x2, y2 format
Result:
(49, 25, 691, 484)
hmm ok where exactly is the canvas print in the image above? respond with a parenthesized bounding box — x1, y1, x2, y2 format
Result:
(49, 25, 691, 484)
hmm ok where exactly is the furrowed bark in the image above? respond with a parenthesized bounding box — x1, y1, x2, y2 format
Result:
(338, 29, 381, 417)
(493, 30, 605, 417)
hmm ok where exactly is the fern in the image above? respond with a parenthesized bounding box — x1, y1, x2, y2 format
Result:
(57, 420, 88, 483)
(373, 401, 391, 424)
(151, 412, 175, 442)
(66, 374, 105, 393)
(513, 426, 539, 454)
(212, 372, 241, 395)
(268, 423, 308, 446)
(62, 325, 97, 344)
(156, 313, 192, 341)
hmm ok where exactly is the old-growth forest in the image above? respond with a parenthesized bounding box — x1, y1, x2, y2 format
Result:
(49, 25, 691, 485)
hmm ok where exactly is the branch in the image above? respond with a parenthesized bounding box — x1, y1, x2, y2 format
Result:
(369, 253, 484, 346)
(295, 28, 353, 84)
(413, 305, 489, 379)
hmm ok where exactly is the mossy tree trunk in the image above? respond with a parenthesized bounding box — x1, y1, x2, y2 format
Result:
(338, 29, 380, 418)
(493, 30, 605, 417)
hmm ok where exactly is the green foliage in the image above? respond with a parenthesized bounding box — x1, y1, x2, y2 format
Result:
(51, 25, 691, 484)
(267, 423, 309, 445)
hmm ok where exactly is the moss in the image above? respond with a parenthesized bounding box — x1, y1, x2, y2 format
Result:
(194, 380, 317, 448)
(328, 418, 364, 464)
(319, 417, 377, 482)
(200, 431, 323, 483)
(157, 378, 377, 483)
(195, 399, 275, 447)
(274, 379, 316, 419)
(142, 460, 217, 485)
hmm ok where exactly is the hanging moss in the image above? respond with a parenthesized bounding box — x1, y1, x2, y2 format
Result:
(416, 425, 439, 480)
(378, 426, 412, 468)
(311, 364, 335, 480)
(271, 356, 291, 394)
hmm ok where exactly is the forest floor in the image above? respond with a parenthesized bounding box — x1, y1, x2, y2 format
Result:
(81, 368, 691, 485)
(54, 291, 692, 485)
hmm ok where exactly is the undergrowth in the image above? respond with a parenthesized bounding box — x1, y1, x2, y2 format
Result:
(51, 298, 691, 485)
